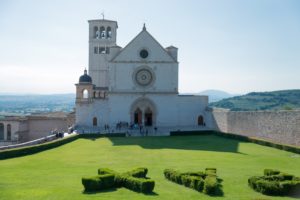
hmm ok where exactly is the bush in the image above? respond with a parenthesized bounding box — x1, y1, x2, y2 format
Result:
(0, 135, 80, 160)
(98, 168, 117, 175)
(82, 174, 115, 192)
(164, 168, 221, 195)
(205, 168, 217, 175)
(189, 176, 204, 191)
(248, 169, 300, 196)
(264, 169, 280, 176)
(83, 167, 155, 194)
(123, 176, 155, 193)
(203, 175, 218, 195)
(126, 167, 148, 178)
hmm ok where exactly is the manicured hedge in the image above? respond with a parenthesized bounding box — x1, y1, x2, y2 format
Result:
(82, 174, 115, 192)
(0, 133, 126, 160)
(248, 169, 300, 196)
(0, 134, 80, 160)
(164, 168, 221, 195)
(82, 167, 155, 194)
(170, 130, 300, 154)
(122, 176, 155, 193)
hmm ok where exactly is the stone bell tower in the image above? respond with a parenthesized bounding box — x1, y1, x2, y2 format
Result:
(88, 17, 118, 88)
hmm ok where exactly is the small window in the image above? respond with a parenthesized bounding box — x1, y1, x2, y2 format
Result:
(106, 47, 110, 54)
(94, 47, 98, 54)
(99, 47, 106, 54)
(83, 89, 89, 99)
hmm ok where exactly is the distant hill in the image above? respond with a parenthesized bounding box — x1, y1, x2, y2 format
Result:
(210, 90, 300, 111)
(0, 94, 75, 116)
(197, 90, 236, 102)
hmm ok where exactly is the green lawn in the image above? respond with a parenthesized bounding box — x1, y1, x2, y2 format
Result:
(0, 135, 299, 200)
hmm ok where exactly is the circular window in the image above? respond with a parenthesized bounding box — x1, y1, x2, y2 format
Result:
(140, 49, 149, 59)
(135, 69, 153, 86)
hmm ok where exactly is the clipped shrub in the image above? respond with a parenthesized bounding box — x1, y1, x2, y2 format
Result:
(164, 168, 221, 195)
(83, 167, 155, 194)
(264, 169, 280, 176)
(82, 174, 115, 192)
(98, 168, 117, 175)
(126, 167, 148, 178)
(189, 176, 204, 192)
(181, 175, 192, 187)
(248, 169, 300, 196)
(205, 168, 217, 175)
(123, 176, 155, 193)
(203, 175, 218, 195)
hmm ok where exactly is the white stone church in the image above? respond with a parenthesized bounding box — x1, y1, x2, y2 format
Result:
(75, 18, 209, 131)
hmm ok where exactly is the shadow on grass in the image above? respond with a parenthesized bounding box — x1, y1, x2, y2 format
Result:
(105, 135, 245, 154)
(82, 188, 159, 196)
(82, 188, 117, 194)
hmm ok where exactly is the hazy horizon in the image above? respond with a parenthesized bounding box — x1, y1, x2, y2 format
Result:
(1, 0, 300, 94)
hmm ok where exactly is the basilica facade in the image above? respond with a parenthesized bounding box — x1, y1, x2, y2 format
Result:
(75, 18, 209, 130)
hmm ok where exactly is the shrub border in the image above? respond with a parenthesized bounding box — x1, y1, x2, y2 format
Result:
(0, 133, 126, 160)
(170, 130, 300, 154)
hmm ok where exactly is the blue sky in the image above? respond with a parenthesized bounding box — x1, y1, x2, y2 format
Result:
(0, 0, 299, 94)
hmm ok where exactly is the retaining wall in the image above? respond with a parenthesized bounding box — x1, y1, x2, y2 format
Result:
(211, 109, 300, 146)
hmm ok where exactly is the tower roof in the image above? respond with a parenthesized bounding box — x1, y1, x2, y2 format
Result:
(79, 69, 92, 83)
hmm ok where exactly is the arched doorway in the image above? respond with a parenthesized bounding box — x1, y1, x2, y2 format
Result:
(93, 117, 97, 126)
(0, 123, 4, 140)
(134, 108, 142, 125)
(198, 115, 204, 126)
(130, 97, 156, 126)
(144, 107, 153, 126)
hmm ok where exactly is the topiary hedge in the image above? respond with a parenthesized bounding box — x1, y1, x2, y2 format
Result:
(82, 174, 115, 192)
(163, 168, 222, 195)
(82, 167, 155, 194)
(248, 169, 300, 196)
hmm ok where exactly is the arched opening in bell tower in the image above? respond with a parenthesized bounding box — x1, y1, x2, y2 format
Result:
(100, 26, 105, 38)
(106, 26, 112, 38)
(83, 89, 89, 99)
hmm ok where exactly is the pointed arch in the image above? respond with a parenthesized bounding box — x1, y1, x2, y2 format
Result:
(93, 117, 98, 126)
(0, 123, 4, 140)
(7, 124, 11, 141)
(198, 115, 204, 126)
(130, 97, 157, 126)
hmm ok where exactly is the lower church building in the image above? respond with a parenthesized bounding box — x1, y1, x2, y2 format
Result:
(75, 18, 209, 131)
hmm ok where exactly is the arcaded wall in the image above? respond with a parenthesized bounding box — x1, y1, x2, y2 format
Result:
(211, 109, 300, 146)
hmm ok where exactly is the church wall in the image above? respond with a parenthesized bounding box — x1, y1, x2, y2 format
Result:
(80, 94, 208, 127)
(112, 31, 175, 63)
(177, 95, 208, 126)
(75, 100, 110, 127)
(110, 62, 178, 93)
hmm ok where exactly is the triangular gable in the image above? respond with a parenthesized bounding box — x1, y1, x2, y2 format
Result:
(111, 29, 176, 62)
